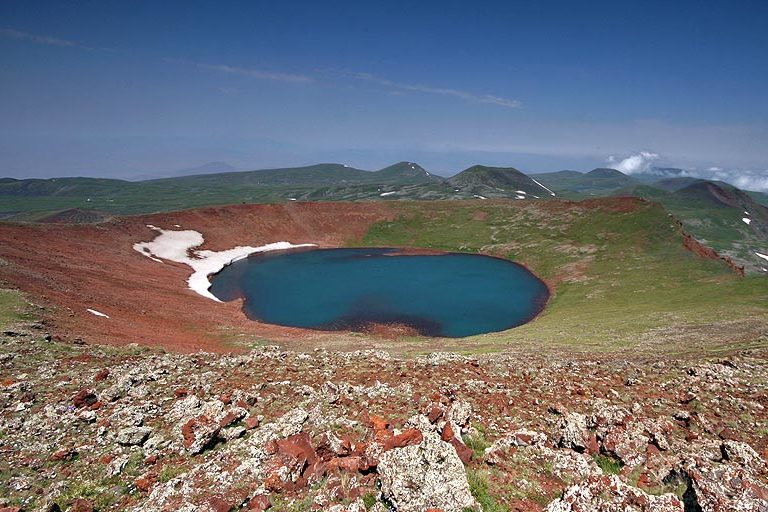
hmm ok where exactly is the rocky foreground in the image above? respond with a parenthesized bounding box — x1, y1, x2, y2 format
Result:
(1, 324, 767, 512)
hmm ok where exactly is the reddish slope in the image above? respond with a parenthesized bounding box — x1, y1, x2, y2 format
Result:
(0, 202, 395, 351)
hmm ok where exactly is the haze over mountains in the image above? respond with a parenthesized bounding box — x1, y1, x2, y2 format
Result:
(2, 161, 767, 273)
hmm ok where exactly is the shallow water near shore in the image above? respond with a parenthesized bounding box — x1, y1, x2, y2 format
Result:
(209, 247, 549, 337)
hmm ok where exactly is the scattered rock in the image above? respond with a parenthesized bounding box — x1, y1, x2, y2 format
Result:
(116, 426, 152, 446)
(378, 431, 480, 512)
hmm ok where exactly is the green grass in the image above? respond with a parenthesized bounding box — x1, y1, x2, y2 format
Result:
(362, 201, 768, 353)
(593, 454, 623, 475)
(466, 469, 509, 512)
(0, 288, 34, 329)
(463, 427, 491, 460)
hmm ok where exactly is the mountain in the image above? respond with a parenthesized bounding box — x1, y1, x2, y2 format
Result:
(448, 165, 556, 198)
(131, 161, 238, 181)
(178, 161, 236, 175)
(372, 162, 443, 185)
(530, 168, 636, 197)
(651, 177, 705, 192)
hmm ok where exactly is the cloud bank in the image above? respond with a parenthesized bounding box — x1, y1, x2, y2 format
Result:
(607, 151, 768, 192)
(607, 151, 660, 174)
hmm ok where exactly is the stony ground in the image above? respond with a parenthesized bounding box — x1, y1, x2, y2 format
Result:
(2, 320, 767, 512)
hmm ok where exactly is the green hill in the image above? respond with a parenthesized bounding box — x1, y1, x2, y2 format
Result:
(448, 165, 556, 198)
(530, 168, 637, 197)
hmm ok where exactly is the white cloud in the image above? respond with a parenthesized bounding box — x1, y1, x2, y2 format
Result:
(606, 151, 660, 174)
(713, 170, 768, 192)
(606, 152, 768, 192)
(0, 27, 92, 49)
(195, 62, 312, 83)
(349, 72, 521, 109)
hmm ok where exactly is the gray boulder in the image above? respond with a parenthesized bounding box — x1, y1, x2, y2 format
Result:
(378, 431, 480, 512)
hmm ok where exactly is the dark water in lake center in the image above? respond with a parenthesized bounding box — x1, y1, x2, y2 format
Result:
(209, 248, 549, 338)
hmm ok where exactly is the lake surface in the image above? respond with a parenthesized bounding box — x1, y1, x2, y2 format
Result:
(209, 248, 549, 337)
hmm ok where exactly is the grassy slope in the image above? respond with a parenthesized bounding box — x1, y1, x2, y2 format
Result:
(361, 200, 767, 354)
(0, 288, 34, 329)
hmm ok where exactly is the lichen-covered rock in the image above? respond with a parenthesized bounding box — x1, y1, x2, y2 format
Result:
(378, 431, 480, 512)
(115, 426, 151, 446)
(557, 412, 596, 454)
(181, 415, 220, 454)
(545, 474, 684, 511)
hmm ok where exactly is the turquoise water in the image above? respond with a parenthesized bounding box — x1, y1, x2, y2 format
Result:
(209, 248, 549, 337)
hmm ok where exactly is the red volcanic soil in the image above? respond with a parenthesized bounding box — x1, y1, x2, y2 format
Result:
(0, 202, 397, 351)
(0, 196, 727, 353)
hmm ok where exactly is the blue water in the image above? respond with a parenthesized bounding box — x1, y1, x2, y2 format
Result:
(209, 248, 549, 338)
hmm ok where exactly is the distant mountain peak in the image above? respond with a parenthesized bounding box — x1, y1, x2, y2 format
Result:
(586, 168, 626, 178)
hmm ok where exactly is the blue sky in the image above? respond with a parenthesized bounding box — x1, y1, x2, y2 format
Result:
(1, 0, 767, 185)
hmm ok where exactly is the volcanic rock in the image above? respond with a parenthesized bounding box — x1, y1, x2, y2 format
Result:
(378, 431, 480, 512)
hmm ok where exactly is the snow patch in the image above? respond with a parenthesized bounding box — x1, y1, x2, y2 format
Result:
(87, 308, 109, 319)
(473, 194, 487, 200)
(516, 195, 526, 200)
(380, 191, 397, 197)
(756, 252, 768, 262)
(742, 217, 752, 225)
(530, 178, 556, 196)
(288, 198, 297, 201)
(133, 226, 315, 301)
(516, 190, 527, 195)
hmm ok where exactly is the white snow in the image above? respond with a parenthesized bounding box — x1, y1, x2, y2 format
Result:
(425, 171, 430, 176)
(173, 224, 181, 228)
(473, 194, 487, 200)
(742, 217, 752, 225)
(516, 195, 526, 200)
(756, 252, 768, 263)
(87, 308, 109, 318)
(288, 198, 297, 201)
(133, 226, 315, 301)
(516, 190, 527, 195)
(380, 191, 397, 197)
(530, 178, 556, 196)
(745, 211, 750, 216)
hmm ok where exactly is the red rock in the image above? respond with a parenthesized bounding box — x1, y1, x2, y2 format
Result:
(0, 507, 23, 512)
(181, 415, 220, 454)
(248, 495, 271, 511)
(219, 411, 241, 428)
(264, 439, 278, 455)
(69, 499, 94, 512)
(427, 406, 444, 423)
(89, 401, 103, 410)
(93, 369, 109, 382)
(245, 417, 260, 430)
(100, 454, 115, 464)
(144, 455, 158, 465)
(585, 432, 600, 455)
(383, 429, 423, 451)
(72, 388, 97, 408)
(219, 393, 232, 404)
(135, 472, 157, 492)
(51, 448, 75, 461)
(174, 388, 188, 398)
(718, 427, 739, 441)
(440, 424, 472, 464)
(207, 497, 233, 512)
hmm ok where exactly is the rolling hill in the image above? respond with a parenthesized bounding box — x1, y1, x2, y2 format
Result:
(447, 165, 557, 198)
